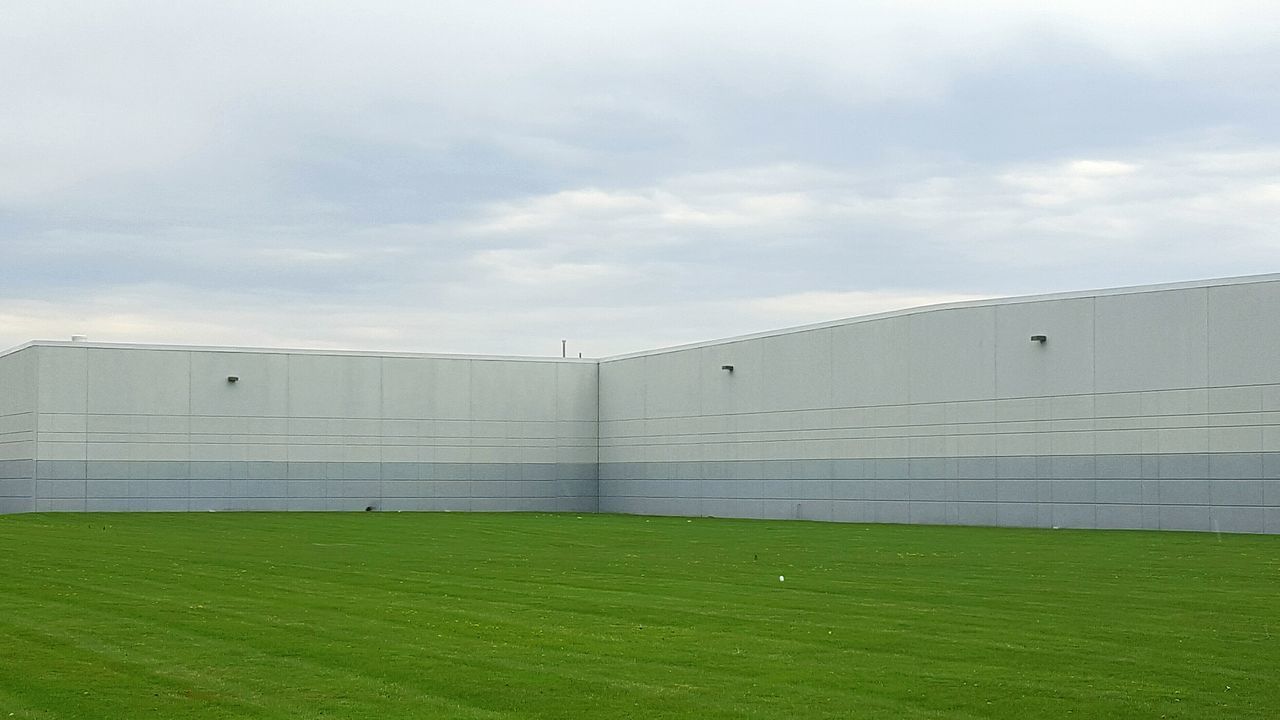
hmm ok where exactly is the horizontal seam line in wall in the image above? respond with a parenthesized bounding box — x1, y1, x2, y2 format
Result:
(37, 411, 592, 421)
(609, 383, 1280, 421)
(598, 427, 1220, 443)
(598, 437, 1270, 451)
(601, 404, 1280, 420)
(599, 495, 1278, 505)
(600, 419, 1275, 437)
(601, 409, 1278, 427)
(42, 429, 591, 438)
(600, 455, 1248, 463)
(53, 439, 590, 445)
(66, 435, 579, 442)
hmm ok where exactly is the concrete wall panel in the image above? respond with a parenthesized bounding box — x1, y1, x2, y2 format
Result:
(995, 298, 1095, 398)
(191, 352, 289, 418)
(87, 349, 190, 416)
(37, 346, 86, 414)
(908, 306, 996, 403)
(830, 316, 911, 408)
(642, 350, 703, 419)
(472, 361, 557, 421)
(760, 330, 832, 412)
(599, 358, 645, 422)
(556, 363, 598, 422)
(287, 354, 382, 418)
(1095, 288, 1208, 393)
(1207, 282, 1280, 387)
(381, 357, 438, 419)
(0, 348, 36, 418)
(0, 348, 36, 513)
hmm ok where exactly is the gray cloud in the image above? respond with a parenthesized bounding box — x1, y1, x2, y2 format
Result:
(2, 1, 1278, 355)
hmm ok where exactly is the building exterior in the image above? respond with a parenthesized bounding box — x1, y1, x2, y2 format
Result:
(3, 274, 1280, 532)
(0, 349, 599, 514)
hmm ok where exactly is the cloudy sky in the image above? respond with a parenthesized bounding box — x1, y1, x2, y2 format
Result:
(2, 1, 1278, 357)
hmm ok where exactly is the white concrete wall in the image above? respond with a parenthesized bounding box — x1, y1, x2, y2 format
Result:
(7, 274, 1280, 532)
(0, 346, 36, 512)
(30, 345, 598, 512)
(598, 277, 1280, 533)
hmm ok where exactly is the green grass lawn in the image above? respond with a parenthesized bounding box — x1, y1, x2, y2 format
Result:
(0, 512, 1276, 719)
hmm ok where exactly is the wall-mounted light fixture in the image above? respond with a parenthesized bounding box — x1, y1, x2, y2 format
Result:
(227, 375, 239, 383)
(721, 364, 734, 373)
(1030, 335, 1047, 344)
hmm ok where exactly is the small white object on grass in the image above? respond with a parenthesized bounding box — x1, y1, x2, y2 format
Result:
(779, 575, 785, 582)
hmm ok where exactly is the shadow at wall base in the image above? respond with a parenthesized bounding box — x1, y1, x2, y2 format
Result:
(599, 497, 1279, 534)
(5, 458, 1279, 533)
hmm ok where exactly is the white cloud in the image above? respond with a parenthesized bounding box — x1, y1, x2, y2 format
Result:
(458, 140, 1280, 273)
(1, 3, 1278, 356)
(743, 290, 990, 327)
(2, 135, 1259, 356)
(3, 1, 1277, 204)
(8, 136, 1272, 356)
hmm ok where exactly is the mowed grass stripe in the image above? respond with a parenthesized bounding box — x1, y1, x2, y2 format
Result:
(0, 512, 1239, 712)
(0, 512, 1276, 719)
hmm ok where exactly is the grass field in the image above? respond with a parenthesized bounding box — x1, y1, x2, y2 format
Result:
(0, 513, 1276, 719)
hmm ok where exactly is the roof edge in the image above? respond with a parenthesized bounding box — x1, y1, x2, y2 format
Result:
(597, 272, 1280, 362)
(4, 273, 1277, 363)
(0, 340, 596, 364)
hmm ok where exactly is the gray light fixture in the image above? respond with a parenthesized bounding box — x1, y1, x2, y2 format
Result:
(721, 364, 734, 373)
(227, 375, 239, 383)
(1030, 335, 1047, 344)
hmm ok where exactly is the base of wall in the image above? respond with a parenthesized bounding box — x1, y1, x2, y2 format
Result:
(599, 497, 1279, 533)
(0, 459, 34, 514)
(19, 461, 599, 515)
(11, 455, 1280, 534)
(31, 497, 594, 513)
(598, 455, 1280, 534)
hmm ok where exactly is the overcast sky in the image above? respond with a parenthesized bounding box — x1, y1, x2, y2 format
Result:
(2, 1, 1278, 357)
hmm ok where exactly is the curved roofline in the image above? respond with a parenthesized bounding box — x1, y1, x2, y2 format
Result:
(5, 273, 1278, 363)
(597, 271, 1280, 362)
